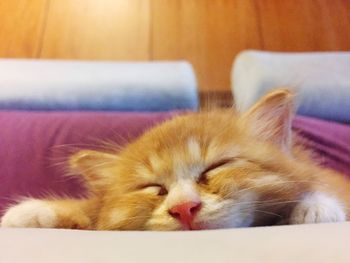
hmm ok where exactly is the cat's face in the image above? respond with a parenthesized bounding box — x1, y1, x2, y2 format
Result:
(70, 89, 311, 230)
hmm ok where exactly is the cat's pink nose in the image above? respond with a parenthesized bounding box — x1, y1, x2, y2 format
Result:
(168, 201, 202, 229)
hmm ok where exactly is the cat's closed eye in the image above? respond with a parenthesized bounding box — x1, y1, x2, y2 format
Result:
(197, 158, 235, 184)
(140, 183, 168, 196)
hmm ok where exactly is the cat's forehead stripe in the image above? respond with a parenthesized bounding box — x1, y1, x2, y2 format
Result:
(149, 154, 162, 172)
(187, 137, 201, 161)
(206, 140, 241, 163)
(135, 165, 154, 180)
(173, 158, 204, 180)
(247, 174, 285, 187)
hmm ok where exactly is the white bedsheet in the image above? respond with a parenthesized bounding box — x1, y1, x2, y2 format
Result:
(0, 222, 349, 263)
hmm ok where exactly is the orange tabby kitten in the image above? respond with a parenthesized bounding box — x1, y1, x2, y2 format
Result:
(1, 89, 349, 230)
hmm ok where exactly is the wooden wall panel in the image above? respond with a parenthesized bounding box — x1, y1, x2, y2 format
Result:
(0, 0, 349, 93)
(256, 0, 350, 51)
(40, 0, 150, 60)
(0, 0, 48, 58)
(151, 0, 262, 91)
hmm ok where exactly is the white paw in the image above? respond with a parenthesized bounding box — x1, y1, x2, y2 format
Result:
(1, 199, 57, 228)
(290, 192, 346, 224)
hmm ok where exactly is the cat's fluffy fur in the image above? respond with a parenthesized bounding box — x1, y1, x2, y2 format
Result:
(1, 89, 349, 230)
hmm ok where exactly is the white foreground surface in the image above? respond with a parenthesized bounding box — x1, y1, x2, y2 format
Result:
(0, 223, 349, 263)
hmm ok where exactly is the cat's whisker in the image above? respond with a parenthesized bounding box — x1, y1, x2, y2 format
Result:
(222, 198, 302, 209)
(118, 215, 151, 221)
(103, 214, 152, 229)
(237, 199, 301, 206)
(254, 200, 301, 207)
(95, 138, 127, 152)
(50, 143, 100, 149)
(236, 180, 316, 194)
(253, 209, 283, 218)
(77, 160, 120, 175)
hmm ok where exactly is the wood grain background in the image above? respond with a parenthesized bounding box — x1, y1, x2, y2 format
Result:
(0, 0, 349, 91)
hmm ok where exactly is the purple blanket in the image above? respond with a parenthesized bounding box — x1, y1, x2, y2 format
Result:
(0, 111, 349, 216)
(293, 116, 350, 177)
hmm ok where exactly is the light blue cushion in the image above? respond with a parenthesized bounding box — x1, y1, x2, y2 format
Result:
(232, 51, 350, 122)
(0, 60, 198, 111)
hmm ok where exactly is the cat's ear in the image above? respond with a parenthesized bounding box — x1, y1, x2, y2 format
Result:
(69, 150, 118, 191)
(239, 88, 295, 152)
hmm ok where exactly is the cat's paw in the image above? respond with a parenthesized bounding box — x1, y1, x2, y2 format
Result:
(1, 199, 57, 228)
(290, 192, 346, 224)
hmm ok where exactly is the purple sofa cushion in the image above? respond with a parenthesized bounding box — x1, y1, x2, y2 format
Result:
(0, 112, 349, 217)
(293, 116, 350, 178)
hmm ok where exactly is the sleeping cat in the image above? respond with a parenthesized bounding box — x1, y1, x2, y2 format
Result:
(1, 89, 349, 230)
